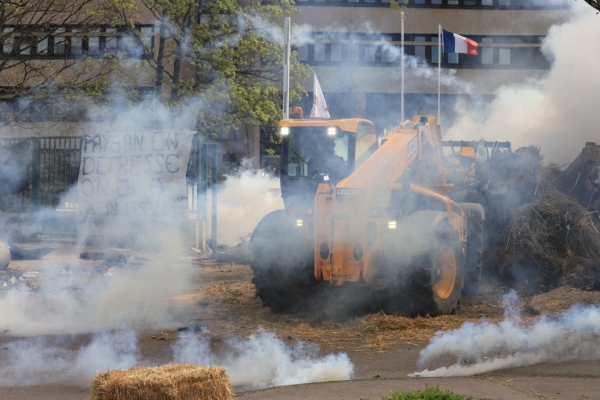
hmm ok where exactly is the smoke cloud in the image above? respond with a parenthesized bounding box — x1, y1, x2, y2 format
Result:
(173, 329, 354, 389)
(0, 330, 140, 386)
(217, 168, 283, 246)
(0, 329, 353, 389)
(410, 290, 600, 378)
(0, 256, 193, 336)
(0, 96, 209, 337)
(445, 3, 599, 164)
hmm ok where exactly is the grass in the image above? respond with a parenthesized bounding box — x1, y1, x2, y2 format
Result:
(381, 385, 472, 400)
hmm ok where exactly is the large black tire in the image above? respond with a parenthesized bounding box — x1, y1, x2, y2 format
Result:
(385, 213, 465, 316)
(458, 203, 485, 296)
(249, 210, 323, 313)
(404, 225, 465, 316)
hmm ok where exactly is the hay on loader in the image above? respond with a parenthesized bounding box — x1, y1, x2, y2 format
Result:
(91, 364, 233, 400)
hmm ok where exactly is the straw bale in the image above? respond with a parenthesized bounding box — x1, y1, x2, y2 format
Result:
(91, 364, 233, 400)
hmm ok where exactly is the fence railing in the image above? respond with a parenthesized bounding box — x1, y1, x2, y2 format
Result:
(0, 134, 216, 241)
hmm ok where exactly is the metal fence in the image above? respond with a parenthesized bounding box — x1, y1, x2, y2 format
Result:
(0, 137, 83, 237)
(0, 137, 83, 213)
(0, 134, 216, 241)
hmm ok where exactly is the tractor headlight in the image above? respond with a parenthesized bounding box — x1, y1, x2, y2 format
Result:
(296, 219, 303, 227)
(388, 220, 397, 230)
(280, 127, 289, 136)
(327, 127, 337, 136)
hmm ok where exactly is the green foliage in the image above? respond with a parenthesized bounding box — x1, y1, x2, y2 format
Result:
(108, 0, 312, 140)
(381, 386, 472, 400)
(372, 372, 382, 379)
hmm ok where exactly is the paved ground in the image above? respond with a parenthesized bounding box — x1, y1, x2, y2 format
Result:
(1, 362, 599, 399)
(1, 241, 599, 399)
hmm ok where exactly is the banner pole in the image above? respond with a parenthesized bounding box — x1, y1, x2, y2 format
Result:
(401, 11, 405, 124)
(283, 17, 291, 119)
(438, 24, 441, 125)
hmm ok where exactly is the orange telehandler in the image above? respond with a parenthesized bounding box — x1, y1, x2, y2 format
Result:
(249, 111, 509, 315)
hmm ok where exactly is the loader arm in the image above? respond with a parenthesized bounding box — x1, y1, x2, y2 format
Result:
(314, 116, 466, 286)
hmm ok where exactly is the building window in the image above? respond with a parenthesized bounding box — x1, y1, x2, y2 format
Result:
(88, 29, 101, 56)
(2, 28, 14, 54)
(297, 34, 548, 69)
(313, 43, 326, 61)
(381, 45, 398, 63)
(0, 25, 153, 59)
(347, 44, 359, 62)
(297, 44, 309, 61)
(448, 53, 458, 64)
(292, 0, 567, 7)
(290, 0, 569, 5)
(499, 48, 511, 65)
(364, 45, 377, 62)
(53, 27, 66, 55)
(331, 43, 343, 62)
(140, 26, 154, 49)
(105, 27, 117, 54)
(481, 38, 493, 64)
(431, 37, 439, 64)
(37, 37, 49, 55)
(414, 36, 426, 61)
(71, 30, 83, 56)
(19, 37, 32, 56)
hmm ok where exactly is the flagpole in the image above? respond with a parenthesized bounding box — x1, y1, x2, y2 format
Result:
(283, 17, 291, 119)
(438, 24, 441, 125)
(401, 11, 405, 124)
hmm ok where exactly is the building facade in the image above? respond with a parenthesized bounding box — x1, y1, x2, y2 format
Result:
(0, 1, 571, 168)
(289, 0, 569, 134)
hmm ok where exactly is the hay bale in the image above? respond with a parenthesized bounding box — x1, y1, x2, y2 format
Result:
(91, 364, 233, 400)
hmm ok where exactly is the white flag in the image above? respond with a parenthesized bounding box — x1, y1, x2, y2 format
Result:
(310, 74, 330, 119)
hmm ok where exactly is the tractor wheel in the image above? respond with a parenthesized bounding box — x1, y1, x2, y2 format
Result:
(251, 252, 320, 313)
(405, 225, 465, 316)
(250, 219, 323, 313)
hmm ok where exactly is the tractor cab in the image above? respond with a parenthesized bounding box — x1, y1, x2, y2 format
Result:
(278, 113, 376, 211)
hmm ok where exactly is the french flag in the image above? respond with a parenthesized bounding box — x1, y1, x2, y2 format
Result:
(442, 29, 478, 56)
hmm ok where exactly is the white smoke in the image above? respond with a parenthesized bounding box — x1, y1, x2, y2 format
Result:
(410, 290, 600, 378)
(445, 3, 598, 164)
(0, 256, 192, 336)
(0, 330, 140, 386)
(172, 329, 354, 389)
(0, 99, 206, 336)
(217, 168, 283, 246)
(0, 329, 353, 389)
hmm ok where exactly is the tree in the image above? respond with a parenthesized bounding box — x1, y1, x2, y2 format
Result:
(0, 0, 133, 126)
(106, 0, 312, 140)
